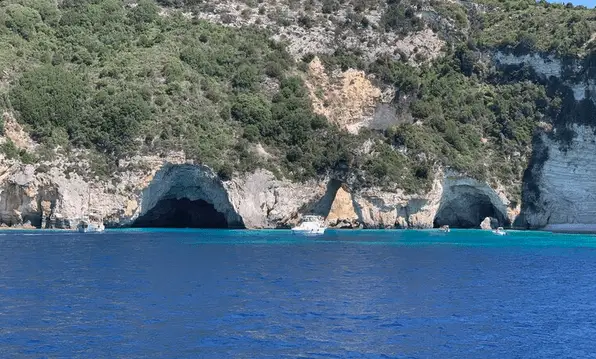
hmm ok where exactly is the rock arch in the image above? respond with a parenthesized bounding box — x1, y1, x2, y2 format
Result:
(433, 177, 510, 229)
(132, 164, 244, 228)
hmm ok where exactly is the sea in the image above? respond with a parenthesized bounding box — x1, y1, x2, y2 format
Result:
(1, 229, 596, 358)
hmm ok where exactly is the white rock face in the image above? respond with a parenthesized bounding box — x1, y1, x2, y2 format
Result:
(0, 161, 130, 228)
(224, 170, 327, 228)
(494, 51, 561, 79)
(521, 125, 596, 229)
(0, 155, 516, 229)
(347, 171, 512, 229)
(0, 149, 185, 229)
(496, 52, 596, 230)
(480, 217, 492, 230)
(352, 178, 443, 229)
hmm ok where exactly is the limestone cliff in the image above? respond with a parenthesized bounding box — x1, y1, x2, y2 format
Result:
(496, 51, 596, 231)
(519, 124, 596, 231)
(346, 171, 514, 229)
(0, 51, 527, 231)
(1, 0, 593, 231)
(0, 146, 516, 229)
(224, 169, 328, 228)
(0, 112, 517, 230)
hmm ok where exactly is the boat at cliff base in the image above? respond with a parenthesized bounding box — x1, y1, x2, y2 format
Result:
(493, 227, 507, 236)
(77, 214, 105, 233)
(291, 215, 326, 235)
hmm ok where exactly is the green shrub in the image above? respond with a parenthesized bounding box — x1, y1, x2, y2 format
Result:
(130, 0, 159, 24)
(10, 65, 88, 143)
(231, 93, 272, 125)
(2, 4, 42, 39)
(1, 139, 20, 159)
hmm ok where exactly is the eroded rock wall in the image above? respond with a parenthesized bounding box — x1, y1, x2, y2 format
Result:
(497, 51, 596, 230)
(0, 154, 518, 230)
(224, 169, 328, 228)
(352, 184, 441, 229)
(0, 161, 145, 229)
(348, 172, 512, 229)
(520, 125, 596, 229)
(434, 175, 511, 228)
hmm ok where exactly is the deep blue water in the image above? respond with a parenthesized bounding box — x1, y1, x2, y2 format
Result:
(2, 229, 596, 358)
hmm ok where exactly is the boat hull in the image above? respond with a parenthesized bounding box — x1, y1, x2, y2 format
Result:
(291, 228, 326, 235)
(77, 224, 105, 233)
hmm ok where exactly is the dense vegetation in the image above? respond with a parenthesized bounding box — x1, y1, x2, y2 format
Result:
(474, 0, 596, 57)
(0, 0, 594, 198)
(0, 0, 362, 180)
(312, 0, 596, 195)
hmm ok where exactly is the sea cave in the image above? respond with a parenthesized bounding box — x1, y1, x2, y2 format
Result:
(132, 198, 229, 228)
(131, 164, 244, 229)
(433, 185, 509, 229)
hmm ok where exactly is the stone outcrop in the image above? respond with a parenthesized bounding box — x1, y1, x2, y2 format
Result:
(0, 150, 520, 230)
(305, 57, 388, 134)
(480, 217, 491, 230)
(480, 217, 499, 230)
(352, 183, 441, 229)
(519, 125, 596, 230)
(224, 169, 328, 228)
(496, 51, 596, 231)
(0, 161, 139, 229)
(325, 185, 359, 228)
(349, 171, 513, 229)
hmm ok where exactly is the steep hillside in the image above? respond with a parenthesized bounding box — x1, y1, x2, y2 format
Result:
(0, 0, 595, 229)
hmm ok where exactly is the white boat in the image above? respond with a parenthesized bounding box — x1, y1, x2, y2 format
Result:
(291, 215, 326, 235)
(493, 227, 507, 236)
(440, 225, 450, 233)
(77, 215, 105, 233)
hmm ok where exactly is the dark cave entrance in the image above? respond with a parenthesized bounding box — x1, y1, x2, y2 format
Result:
(132, 198, 229, 228)
(433, 191, 509, 229)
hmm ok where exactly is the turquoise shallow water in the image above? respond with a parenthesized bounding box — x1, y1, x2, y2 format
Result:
(116, 227, 596, 247)
(1, 229, 596, 358)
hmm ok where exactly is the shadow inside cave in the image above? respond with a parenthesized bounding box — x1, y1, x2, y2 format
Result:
(132, 198, 229, 228)
(433, 190, 509, 229)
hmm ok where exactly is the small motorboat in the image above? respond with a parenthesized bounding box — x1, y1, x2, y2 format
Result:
(493, 227, 507, 236)
(77, 214, 105, 233)
(440, 225, 450, 233)
(291, 215, 326, 235)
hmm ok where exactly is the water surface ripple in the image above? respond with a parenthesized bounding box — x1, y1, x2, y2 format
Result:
(1, 229, 595, 358)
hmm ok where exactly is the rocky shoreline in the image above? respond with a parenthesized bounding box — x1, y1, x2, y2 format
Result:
(1, 50, 595, 231)
(0, 154, 518, 230)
